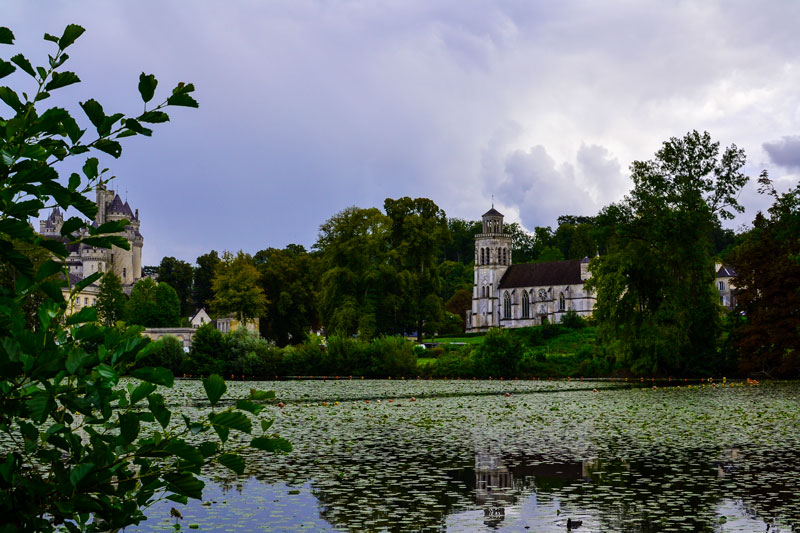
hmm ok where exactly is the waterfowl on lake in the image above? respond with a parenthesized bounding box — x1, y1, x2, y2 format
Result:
(567, 517, 582, 529)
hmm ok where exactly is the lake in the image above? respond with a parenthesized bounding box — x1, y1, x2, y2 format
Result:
(132, 379, 800, 532)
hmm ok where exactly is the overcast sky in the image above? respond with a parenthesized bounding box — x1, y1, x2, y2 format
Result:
(6, 1, 800, 265)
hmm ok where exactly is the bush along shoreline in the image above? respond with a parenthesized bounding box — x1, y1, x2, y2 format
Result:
(146, 319, 640, 380)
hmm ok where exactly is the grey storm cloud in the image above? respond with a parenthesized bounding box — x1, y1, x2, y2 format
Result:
(763, 136, 800, 171)
(5, 1, 800, 264)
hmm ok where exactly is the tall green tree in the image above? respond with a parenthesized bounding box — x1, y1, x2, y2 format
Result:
(157, 255, 193, 316)
(193, 249, 221, 312)
(443, 217, 481, 263)
(96, 270, 127, 325)
(384, 197, 451, 342)
(588, 131, 749, 374)
(254, 244, 321, 346)
(315, 206, 394, 337)
(0, 25, 288, 532)
(728, 173, 800, 377)
(128, 278, 180, 327)
(211, 250, 267, 325)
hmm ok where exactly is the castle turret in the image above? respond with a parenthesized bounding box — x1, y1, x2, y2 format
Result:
(469, 207, 513, 331)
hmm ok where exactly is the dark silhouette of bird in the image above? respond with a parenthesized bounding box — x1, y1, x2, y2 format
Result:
(170, 507, 183, 521)
(567, 518, 582, 530)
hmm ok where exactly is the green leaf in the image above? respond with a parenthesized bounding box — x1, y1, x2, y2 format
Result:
(66, 349, 90, 374)
(0, 27, 14, 44)
(138, 72, 157, 103)
(80, 235, 130, 249)
(147, 393, 172, 428)
(27, 391, 55, 423)
(36, 259, 63, 282)
(130, 382, 157, 405)
(80, 98, 105, 129)
(235, 399, 263, 416)
(167, 92, 199, 108)
(203, 374, 226, 407)
(96, 363, 118, 381)
(11, 54, 36, 77)
(93, 139, 122, 158)
(165, 440, 204, 465)
(0, 86, 24, 112)
(166, 494, 188, 505)
(119, 413, 140, 444)
(250, 437, 292, 453)
(248, 389, 276, 401)
(132, 366, 175, 387)
(60, 216, 85, 236)
(123, 118, 153, 136)
(198, 441, 218, 458)
(138, 110, 169, 123)
(164, 472, 204, 500)
(218, 453, 245, 475)
(90, 220, 128, 235)
(45, 71, 81, 91)
(73, 271, 102, 292)
(209, 411, 251, 434)
(82, 157, 98, 179)
(0, 59, 14, 80)
(66, 306, 96, 326)
(58, 24, 85, 50)
(260, 418, 274, 433)
(43, 33, 59, 43)
(38, 237, 68, 257)
(70, 463, 94, 487)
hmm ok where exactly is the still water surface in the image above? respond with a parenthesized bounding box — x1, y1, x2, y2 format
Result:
(132, 379, 800, 532)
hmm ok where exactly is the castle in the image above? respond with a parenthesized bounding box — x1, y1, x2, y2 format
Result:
(466, 207, 596, 332)
(40, 182, 143, 305)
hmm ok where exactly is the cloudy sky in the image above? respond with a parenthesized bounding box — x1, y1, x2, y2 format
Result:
(6, 1, 800, 265)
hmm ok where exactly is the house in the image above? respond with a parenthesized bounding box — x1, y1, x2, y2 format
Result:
(189, 308, 212, 328)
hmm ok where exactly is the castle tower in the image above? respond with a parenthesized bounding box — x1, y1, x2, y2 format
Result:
(470, 207, 512, 331)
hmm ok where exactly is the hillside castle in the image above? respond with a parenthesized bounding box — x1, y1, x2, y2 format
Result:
(39, 181, 143, 297)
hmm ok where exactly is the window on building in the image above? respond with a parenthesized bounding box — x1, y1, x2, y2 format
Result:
(123, 267, 127, 279)
(503, 292, 511, 319)
(559, 293, 565, 311)
(522, 291, 530, 318)
(84, 297, 89, 305)
(480, 248, 485, 265)
(718, 281, 725, 291)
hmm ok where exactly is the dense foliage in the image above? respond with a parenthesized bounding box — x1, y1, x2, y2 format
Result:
(0, 26, 288, 532)
(588, 131, 749, 375)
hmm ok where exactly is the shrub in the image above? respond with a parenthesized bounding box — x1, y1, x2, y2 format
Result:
(474, 328, 523, 377)
(370, 336, 417, 377)
(227, 328, 282, 379)
(560, 309, 587, 329)
(188, 322, 229, 376)
(148, 334, 186, 375)
(430, 345, 475, 377)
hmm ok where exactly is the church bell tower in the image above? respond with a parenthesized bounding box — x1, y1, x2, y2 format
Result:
(468, 207, 512, 331)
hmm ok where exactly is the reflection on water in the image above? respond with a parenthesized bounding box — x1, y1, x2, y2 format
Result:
(131, 380, 800, 531)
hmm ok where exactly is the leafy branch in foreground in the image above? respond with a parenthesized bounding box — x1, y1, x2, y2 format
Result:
(0, 25, 289, 532)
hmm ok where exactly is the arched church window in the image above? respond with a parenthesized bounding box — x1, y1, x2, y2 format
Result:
(503, 292, 511, 320)
(559, 293, 566, 311)
(522, 291, 530, 318)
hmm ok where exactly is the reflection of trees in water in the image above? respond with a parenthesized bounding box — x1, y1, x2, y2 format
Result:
(201, 442, 799, 532)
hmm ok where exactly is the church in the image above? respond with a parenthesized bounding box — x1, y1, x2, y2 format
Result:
(39, 181, 144, 310)
(466, 207, 596, 332)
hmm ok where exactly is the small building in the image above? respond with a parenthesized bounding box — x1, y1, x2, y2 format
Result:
(716, 264, 737, 309)
(215, 316, 259, 334)
(189, 308, 212, 328)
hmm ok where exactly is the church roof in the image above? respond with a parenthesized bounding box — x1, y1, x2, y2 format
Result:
(498, 259, 584, 289)
(482, 208, 503, 218)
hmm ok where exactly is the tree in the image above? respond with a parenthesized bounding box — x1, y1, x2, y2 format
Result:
(157, 255, 193, 316)
(0, 25, 288, 532)
(211, 250, 267, 325)
(188, 322, 229, 376)
(193, 249, 221, 312)
(384, 197, 451, 342)
(443, 217, 481, 263)
(588, 131, 749, 375)
(154, 281, 181, 327)
(315, 206, 394, 337)
(254, 245, 320, 346)
(96, 271, 127, 325)
(445, 288, 473, 331)
(128, 277, 158, 326)
(505, 222, 538, 263)
(728, 173, 800, 377)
